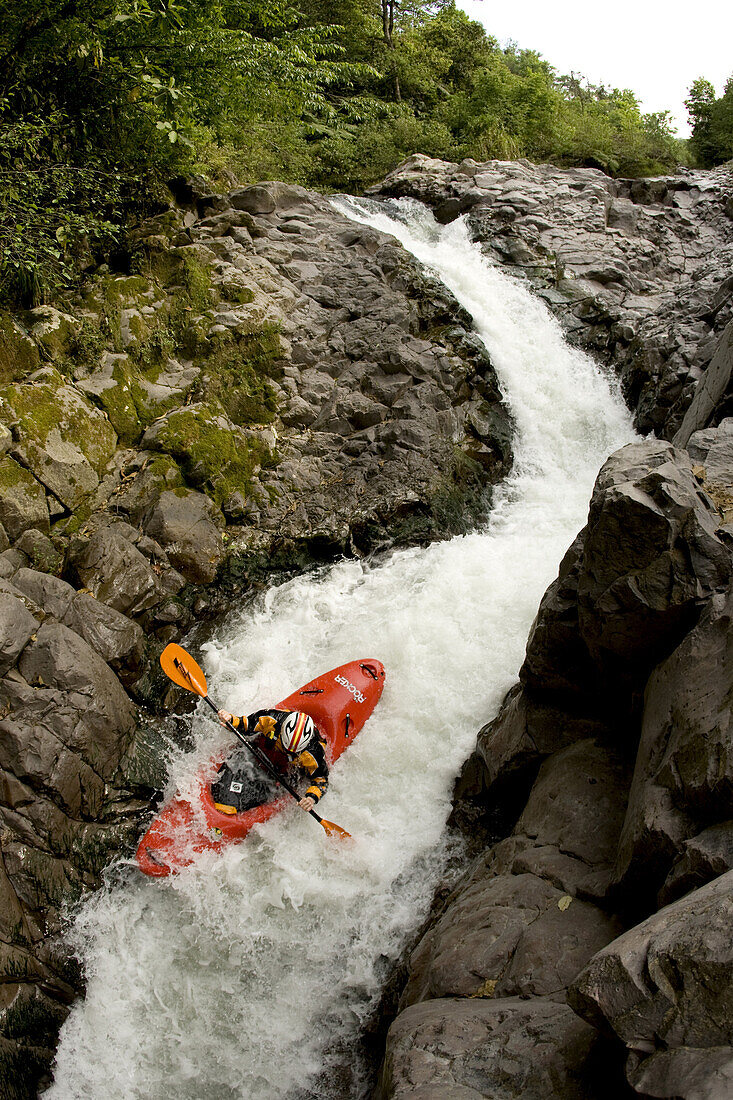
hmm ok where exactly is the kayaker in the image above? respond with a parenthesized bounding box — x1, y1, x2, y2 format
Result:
(216, 708, 329, 813)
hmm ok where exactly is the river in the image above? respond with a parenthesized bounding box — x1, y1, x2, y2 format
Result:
(47, 198, 635, 1099)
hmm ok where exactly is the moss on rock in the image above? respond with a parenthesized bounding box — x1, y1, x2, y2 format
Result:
(0, 369, 117, 475)
(202, 327, 281, 426)
(0, 313, 40, 383)
(146, 402, 276, 505)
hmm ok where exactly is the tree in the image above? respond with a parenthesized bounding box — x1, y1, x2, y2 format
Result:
(686, 77, 717, 165)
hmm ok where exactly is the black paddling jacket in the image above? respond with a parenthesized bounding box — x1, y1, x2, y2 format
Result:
(231, 708, 329, 804)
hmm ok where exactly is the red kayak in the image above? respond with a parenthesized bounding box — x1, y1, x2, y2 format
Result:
(136, 658, 385, 876)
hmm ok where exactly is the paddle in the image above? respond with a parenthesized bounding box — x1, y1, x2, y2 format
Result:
(160, 643, 351, 840)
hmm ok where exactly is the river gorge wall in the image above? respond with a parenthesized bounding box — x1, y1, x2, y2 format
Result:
(0, 157, 732, 1098)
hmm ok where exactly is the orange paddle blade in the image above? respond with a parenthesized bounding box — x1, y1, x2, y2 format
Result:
(320, 818, 352, 840)
(160, 643, 208, 697)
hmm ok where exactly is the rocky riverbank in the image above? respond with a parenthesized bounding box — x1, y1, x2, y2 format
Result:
(374, 158, 733, 1100)
(1, 155, 732, 1100)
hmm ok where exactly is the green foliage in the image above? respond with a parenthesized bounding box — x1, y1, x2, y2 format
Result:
(0, 0, 364, 304)
(0, 0, 688, 302)
(687, 76, 733, 166)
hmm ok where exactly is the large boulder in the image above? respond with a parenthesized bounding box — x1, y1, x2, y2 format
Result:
(11, 568, 76, 621)
(143, 488, 224, 584)
(377, 997, 611, 1100)
(522, 440, 730, 708)
(73, 524, 168, 616)
(569, 871, 733, 1099)
(0, 368, 117, 509)
(0, 622, 136, 817)
(401, 741, 626, 1007)
(0, 456, 49, 540)
(0, 592, 38, 675)
(674, 323, 733, 447)
(63, 593, 145, 669)
(659, 822, 733, 906)
(614, 580, 733, 899)
(472, 680, 610, 796)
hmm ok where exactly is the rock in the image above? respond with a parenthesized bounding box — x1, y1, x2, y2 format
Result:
(377, 996, 610, 1100)
(401, 741, 625, 1007)
(685, 418, 733, 526)
(73, 525, 167, 616)
(0, 368, 117, 508)
(523, 441, 731, 710)
(26, 306, 79, 362)
(659, 822, 733, 906)
(110, 454, 184, 523)
(0, 593, 38, 675)
(569, 871, 733, 1098)
(229, 182, 314, 215)
(521, 534, 600, 700)
(402, 867, 620, 1006)
(13, 528, 63, 575)
(473, 682, 609, 795)
(11, 568, 75, 621)
(614, 581, 733, 900)
(9, 622, 136, 786)
(63, 593, 144, 669)
(578, 441, 729, 682)
(143, 488, 224, 584)
(626, 1046, 733, 1100)
(0, 311, 41, 384)
(674, 321, 733, 447)
(0, 456, 49, 539)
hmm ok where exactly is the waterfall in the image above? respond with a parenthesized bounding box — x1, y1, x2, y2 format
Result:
(47, 199, 635, 1099)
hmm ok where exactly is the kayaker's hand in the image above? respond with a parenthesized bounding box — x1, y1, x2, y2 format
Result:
(299, 796, 315, 813)
(218, 709, 233, 726)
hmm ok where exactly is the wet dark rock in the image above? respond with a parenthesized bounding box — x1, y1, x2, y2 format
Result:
(659, 822, 733, 906)
(674, 322, 733, 447)
(63, 592, 144, 671)
(143, 488, 224, 584)
(569, 871, 733, 1099)
(377, 996, 616, 1100)
(0, 593, 38, 675)
(72, 524, 169, 615)
(400, 741, 625, 1008)
(522, 440, 730, 711)
(614, 580, 733, 902)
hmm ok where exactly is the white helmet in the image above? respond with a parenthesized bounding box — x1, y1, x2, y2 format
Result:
(280, 711, 316, 755)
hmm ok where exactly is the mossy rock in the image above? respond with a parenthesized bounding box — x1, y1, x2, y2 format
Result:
(0, 312, 40, 384)
(25, 307, 79, 363)
(0, 456, 50, 538)
(0, 369, 117, 508)
(144, 402, 276, 504)
(220, 282, 256, 305)
(1, 369, 116, 472)
(202, 330, 281, 426)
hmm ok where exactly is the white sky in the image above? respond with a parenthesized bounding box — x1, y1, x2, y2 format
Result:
(456, 1, 733, 136)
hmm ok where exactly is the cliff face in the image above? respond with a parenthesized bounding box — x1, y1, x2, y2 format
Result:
(374, 160, 733, 1100)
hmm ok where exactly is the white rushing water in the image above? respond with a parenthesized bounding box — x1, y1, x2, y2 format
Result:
(48, 199, 635, 1099)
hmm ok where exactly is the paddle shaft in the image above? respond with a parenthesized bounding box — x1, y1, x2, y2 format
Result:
(200, 694, 327, 825)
